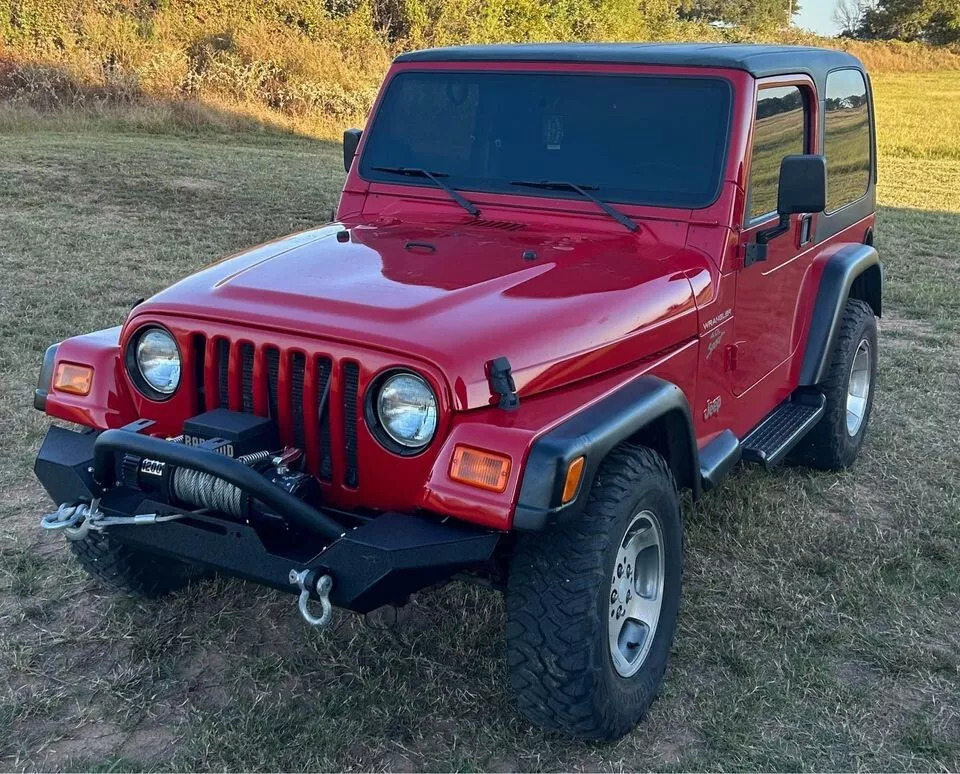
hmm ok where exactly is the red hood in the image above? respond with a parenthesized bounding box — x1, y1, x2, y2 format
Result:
(129, 217, 699, 409)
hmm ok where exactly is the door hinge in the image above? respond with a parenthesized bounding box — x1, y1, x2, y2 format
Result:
(743, 242, 768, 267)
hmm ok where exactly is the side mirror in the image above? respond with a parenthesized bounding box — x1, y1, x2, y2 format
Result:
(343, 128, 362, 173)
(777, 154, 826, 215)
(746, 154, 827, 267)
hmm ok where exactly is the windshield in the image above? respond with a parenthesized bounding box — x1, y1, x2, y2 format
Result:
(359, 71, 731, 209)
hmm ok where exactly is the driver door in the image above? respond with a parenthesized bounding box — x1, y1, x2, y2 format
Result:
(733, 78, 816, 396)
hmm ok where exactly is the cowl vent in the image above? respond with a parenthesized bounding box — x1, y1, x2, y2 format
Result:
(471, 219, 526, 231)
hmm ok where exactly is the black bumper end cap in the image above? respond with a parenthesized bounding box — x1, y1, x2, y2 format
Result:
(34, 425, 100, 505)
(318, 512, 500, 612)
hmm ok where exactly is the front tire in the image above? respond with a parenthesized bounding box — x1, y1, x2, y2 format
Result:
(70, 530, 204, 598)
(506, 444, 682, 740)
(792, 298, 878, 470)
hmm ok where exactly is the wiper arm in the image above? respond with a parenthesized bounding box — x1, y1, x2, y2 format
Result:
(510, 180, 638, 232)
(370, 166, 479, 217)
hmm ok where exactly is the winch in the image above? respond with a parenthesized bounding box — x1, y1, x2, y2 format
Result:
(116, 409, 318, 523)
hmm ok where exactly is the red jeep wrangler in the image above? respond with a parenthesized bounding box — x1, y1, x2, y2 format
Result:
(35, 43, 881, 739)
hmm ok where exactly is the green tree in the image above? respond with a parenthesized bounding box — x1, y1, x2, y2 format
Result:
(678, 0, 799, 30)
(856, 0, 960, 44)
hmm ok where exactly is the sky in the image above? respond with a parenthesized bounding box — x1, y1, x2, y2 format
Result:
(794, 0, 842, 36)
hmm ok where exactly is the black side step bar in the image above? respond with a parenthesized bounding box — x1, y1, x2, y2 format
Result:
(741, 392, 826, 468)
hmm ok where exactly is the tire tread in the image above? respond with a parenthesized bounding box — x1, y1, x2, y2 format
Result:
(506, 444, 678, 739)
(70, 531, 201, 598)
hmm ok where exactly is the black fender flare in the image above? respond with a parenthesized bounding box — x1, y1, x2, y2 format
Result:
(512, 375, 700, 531)
(34, 342, 60, 411)
(799, 243, 882, 386)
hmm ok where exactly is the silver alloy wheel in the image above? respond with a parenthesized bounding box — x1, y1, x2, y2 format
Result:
(846, 339, 872, 437)
(608, 509, 665, 678)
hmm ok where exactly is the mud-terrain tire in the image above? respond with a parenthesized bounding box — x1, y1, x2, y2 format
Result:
(506, 444, 683, 740)
(791, 298, 878, 470)
(70, 531, 204, 598)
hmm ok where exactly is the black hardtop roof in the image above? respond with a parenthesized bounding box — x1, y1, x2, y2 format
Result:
(394, 42, 865, 79)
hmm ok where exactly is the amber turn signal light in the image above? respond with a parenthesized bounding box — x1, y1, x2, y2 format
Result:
(53, 362, 94, 396)
(449, 445, 511, 493)
(562, 456, 586, 504)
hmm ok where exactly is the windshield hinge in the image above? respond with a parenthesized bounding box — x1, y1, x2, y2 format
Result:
(487, 357, 519, 411)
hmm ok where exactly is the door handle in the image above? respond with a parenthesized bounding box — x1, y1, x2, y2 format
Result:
(797, 214, 813, 247)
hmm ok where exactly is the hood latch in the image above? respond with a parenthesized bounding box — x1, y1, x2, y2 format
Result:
(487, 356, 519, 411)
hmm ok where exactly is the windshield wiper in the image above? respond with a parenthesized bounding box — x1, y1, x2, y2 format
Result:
(370, 166, 479, 216)
(510, 180, 638, 232)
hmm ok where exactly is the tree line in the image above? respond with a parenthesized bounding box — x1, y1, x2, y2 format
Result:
(351, 0, 801, 37)
(835, 0, 960, 45)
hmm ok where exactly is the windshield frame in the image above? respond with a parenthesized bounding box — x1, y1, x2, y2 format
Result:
(356, 67, 735, 212)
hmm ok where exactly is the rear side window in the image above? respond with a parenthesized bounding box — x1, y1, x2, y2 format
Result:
(824, 68, 871, 212)
(747, 85, 807, 221)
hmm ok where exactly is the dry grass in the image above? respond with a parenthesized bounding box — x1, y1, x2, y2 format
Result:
(872, 72, 960, 163)
(0, 73, 958, 771)
(838, 38, 960, 72)
(3, 0, 960, 142)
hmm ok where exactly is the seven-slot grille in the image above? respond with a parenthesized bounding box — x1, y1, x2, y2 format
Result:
(192, 335, 359, 486)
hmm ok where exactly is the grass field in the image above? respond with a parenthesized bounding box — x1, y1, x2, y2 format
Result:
(1, 71, 958, 771)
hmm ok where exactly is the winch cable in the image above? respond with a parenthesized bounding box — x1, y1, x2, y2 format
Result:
(40, 499, 186, 541)
(169, 448, 273, 518)
(172, 467, 245, 517)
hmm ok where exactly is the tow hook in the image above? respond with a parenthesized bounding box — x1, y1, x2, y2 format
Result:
(289, 569, 334, 628)
(40, 499, 183, 541)
(40, 499, 105, 541)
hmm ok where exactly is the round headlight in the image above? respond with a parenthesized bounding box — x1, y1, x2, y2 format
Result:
(376, 372, 438, 450)
(134, 328, 181, 396)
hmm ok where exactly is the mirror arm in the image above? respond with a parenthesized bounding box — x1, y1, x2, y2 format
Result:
(757, 212, 791, 245)
(744, 212, 792, 268)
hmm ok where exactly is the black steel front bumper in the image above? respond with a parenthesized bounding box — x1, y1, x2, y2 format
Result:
(34, 425, 500, 613)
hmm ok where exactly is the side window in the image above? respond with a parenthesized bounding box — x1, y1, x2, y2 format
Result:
(824, 68, 871, 212)
(747, 86, 807, 221)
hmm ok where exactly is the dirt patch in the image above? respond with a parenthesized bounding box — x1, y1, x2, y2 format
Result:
(31, 721, 124, 770)
(645, 726, 708, 766)
(833, 658, 879, 689)
(119, 725, 178, 765)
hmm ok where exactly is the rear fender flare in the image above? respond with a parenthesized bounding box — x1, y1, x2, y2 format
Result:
(513, 376, 699, 532)
(800, 244, 882, 386)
